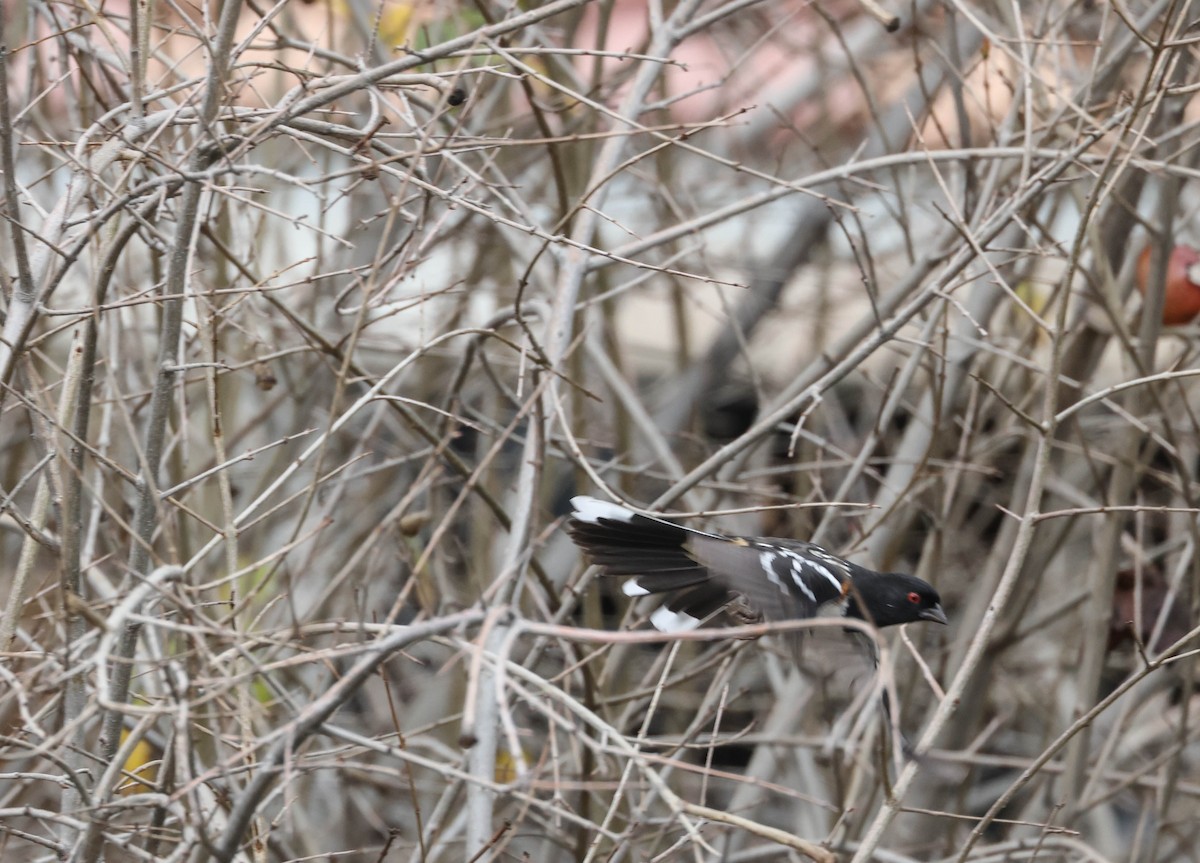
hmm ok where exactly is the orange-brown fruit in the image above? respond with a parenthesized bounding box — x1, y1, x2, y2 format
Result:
(1136, 244, 1200, 325)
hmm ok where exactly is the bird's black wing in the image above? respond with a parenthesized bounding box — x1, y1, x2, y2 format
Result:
(683, 535, 852, 623)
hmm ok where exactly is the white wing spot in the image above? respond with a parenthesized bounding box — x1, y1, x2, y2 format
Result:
(788, 561, 818, 602)
(758, 551, 790, 595)
(621, 580, 650, 597)
(808, 562, 843, 592)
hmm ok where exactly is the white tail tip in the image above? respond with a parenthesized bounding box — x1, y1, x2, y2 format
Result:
(570, 495, 635, 524)
(650, 605, 702, 633)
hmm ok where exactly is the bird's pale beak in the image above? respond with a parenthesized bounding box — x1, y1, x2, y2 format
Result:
(919, 604, 948, 625)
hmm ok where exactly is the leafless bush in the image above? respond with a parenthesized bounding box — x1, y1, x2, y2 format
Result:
(2, 0, 1199, 861)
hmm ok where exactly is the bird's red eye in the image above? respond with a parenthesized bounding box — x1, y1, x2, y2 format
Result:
(907, 591, 921, 604)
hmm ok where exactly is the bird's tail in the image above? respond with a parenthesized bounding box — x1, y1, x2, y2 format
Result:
(566, 496, 729, 631)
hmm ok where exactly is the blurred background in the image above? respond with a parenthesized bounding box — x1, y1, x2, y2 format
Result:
(1, 0, 1199, 860)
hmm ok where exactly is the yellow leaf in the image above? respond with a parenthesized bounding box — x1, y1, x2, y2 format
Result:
(118, 729, 159, 795)
(494, 748, 527, 784)
(378, 2, 416, 48)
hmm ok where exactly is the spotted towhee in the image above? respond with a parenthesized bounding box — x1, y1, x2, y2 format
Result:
(567, 495, 947, 635)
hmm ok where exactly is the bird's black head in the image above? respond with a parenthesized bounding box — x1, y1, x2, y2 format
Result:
(845, 572, 947, 628)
